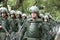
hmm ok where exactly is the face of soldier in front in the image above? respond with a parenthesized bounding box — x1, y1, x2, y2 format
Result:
(2, 12, 7, 18)
(10, 14, 15, 18)
(31, 13, 37, 19)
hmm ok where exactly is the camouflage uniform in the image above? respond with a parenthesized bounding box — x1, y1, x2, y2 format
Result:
(16, 11, 23, 40)
(0, 7, 10, 40)
(16, 11, 23, 26)
(23, 6, 43, 40)
(9, 19, 18, 40)
(9, 10, 18, 40)
(17, 13, 27, 40)
(41, 21, 52, 40)
(22, 18, 43, 40)
(0, 18, 10, 40)
(45, 13, 57, 40)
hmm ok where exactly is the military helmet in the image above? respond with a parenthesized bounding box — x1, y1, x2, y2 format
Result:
(16, 11, 22, 15)
(45, 12, 52, 18)
(0, 7, 8, 14)
(44, 15, 49, 19)
(29, 6, 40, 18)
(40, 14, 44, 18)
(29, 5, 39, 13)
(22, 13, 27, 17)
(10, 10, 16, 14)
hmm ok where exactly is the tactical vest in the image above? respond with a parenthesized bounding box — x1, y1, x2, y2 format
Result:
(26, 20, 42, 38)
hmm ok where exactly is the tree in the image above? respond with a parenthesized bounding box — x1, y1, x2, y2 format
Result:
(2, 0, 8, 8)
(11, 0, 24, 10)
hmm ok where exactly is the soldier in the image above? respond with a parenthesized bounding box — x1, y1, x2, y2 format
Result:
(45, 12, 57, 26)
(45, 13, 57, 40)
(16, 11, 22, 19)
(9, 10, 18, 40)
(16, 11, 23, 26)
(16, 11, 23, 40)
(41, 15, 53, 40)
(0, 7, 10, 40)
(23, 5, 43, 40)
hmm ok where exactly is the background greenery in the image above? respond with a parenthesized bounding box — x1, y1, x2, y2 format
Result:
(0, 0, 60, 21)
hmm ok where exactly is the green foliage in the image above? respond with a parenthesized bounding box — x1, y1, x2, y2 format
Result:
(7, 0, 16, 6)
(1, 0, 60, 21)
(17, 0, 35, 14)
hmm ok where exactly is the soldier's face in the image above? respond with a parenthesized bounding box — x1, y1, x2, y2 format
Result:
(2, 13, 7, 17)
(44, 18, 48, 22)
(22, 16, 26, 19)
(10, 14, 15, 18)
(16, 14, 21, 18)
(31, 13, 37, 18)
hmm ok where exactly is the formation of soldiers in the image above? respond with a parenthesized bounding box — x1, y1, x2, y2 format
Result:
(0, 5, 60, 40)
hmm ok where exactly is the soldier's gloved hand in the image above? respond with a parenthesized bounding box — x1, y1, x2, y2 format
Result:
(6, 32, 10, 36)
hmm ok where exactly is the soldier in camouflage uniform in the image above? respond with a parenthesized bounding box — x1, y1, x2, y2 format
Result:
(16, 11, 23, 40)
(45, 12, 59, 40)
(45, 13, 57, 40)
(22, 5, 43, 40)
(45, 12, 57, 26)
(41, 15, 53, 40)
(16, 11, 23, 26)
(0, 7, 10, 40)
(9, 10, 18, 40)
